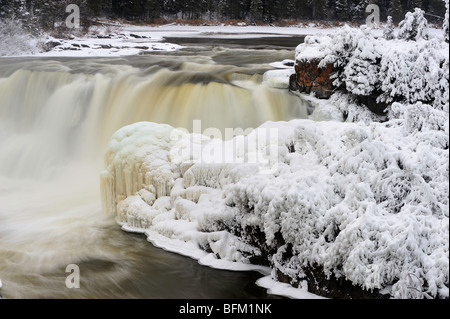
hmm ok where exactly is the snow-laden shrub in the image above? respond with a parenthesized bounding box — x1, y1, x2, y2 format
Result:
(383, 16, 396, 40)
(398, 8, 430, 41)
(318, 25, 358, 90)
(434, 56, 449, 112)
(377, 39, 449, 109)
(389, 102, 449, 139)
(223, 118, 449, 299)
(344, 26, 382, 96)
(0, 16, 43, 56)
(296, 15, 448, 124)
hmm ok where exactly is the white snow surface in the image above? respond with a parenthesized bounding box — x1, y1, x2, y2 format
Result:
(256, 275, 326, 299)
(36, 32, 183, 58)
(263, 69, 293, 89)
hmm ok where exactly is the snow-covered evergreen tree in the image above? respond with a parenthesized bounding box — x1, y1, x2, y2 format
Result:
(383, 16, 395, 40)
(321, 25, 359, 90)
(444, 0, 449, 43)
(378, 49, 409, 104)
(378, 37, 448, 115)
(0, 0, 43, 51)
(398, 8, 430, 41)
(344, 26, 382, 96)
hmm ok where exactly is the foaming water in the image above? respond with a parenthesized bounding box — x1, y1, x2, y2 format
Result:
(0, 48, 304, 299)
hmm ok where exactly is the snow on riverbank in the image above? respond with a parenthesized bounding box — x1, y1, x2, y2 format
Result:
(0, 22, 382, 58)
(1, 19, 443, 58)
(100, 105, 448, 299)
(37, 24, 327, 58)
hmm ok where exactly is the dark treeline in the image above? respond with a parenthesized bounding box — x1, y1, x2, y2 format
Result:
(0, 0, 447, 31)
(85, 0, 447, 23)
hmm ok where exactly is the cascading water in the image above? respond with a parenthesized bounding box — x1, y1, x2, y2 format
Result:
(0, 51, 307, 298)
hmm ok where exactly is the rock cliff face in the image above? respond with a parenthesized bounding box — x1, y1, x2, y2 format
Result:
(293, 35, 335, 99)
(293, 55, 388, 115)
(294, 58, 335, 99)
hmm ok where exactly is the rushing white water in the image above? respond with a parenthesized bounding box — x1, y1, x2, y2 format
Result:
(0, 51, 307, 298)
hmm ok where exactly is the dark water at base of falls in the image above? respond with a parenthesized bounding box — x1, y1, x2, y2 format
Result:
(39, 228, 282, 299)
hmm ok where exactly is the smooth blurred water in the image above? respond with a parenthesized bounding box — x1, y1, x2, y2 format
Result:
(0, 41, 303, 299)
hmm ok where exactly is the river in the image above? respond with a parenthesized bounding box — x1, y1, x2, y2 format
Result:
(0, 36, 306, 299)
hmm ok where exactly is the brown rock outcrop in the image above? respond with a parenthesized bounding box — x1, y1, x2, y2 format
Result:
(295, 58, 334, 99)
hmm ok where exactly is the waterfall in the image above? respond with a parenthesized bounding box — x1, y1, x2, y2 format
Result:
(0, 55, 307, 298)
(0, 57, 306, 178)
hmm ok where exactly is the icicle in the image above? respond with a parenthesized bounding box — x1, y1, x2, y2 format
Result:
(100, 170, 117, 217)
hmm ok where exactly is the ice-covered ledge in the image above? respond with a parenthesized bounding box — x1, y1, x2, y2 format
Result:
(100, 117, 449, 299)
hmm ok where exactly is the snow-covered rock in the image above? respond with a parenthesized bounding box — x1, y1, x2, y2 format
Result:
(263, 69, 294, 89)
(101, 111, 449, 299)
(294, 23, 449, 116)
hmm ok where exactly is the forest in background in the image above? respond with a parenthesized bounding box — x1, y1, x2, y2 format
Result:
(0, 0, 447, 34)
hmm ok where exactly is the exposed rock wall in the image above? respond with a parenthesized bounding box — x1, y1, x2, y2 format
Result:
(294, 58, 335, 99)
